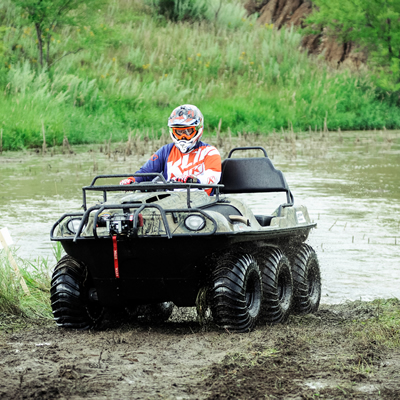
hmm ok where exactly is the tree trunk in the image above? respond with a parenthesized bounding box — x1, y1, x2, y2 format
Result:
(46, 35, 51, 66)
(35, 23, 43, 67)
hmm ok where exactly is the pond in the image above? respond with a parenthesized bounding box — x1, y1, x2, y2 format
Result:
(0, 130, 399, 304)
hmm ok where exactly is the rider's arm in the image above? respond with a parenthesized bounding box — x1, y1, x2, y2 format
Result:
(194, 146, 222, 186)
(134, 143, 174, 183)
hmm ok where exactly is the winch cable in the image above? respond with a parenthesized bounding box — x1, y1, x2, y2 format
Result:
(112, 235, 120, 278)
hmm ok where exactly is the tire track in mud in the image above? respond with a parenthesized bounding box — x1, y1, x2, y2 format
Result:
(1, 301, 399, 399)
(0, 322, 233, 400)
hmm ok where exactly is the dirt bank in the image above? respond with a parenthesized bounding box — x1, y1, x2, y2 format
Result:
(244, 0, 367, 69)
(0, 300, 399, 399)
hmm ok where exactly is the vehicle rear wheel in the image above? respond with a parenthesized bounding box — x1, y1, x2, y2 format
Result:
(210, 253, 262, 333)
(291, 244, 321, 314)
(50, 255, 104, 329)
(260, 248, 293, 324)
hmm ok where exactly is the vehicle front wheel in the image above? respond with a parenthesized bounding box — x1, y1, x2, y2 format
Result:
(291, 244, 321, 314)
(50, 255, 104, 329)
(210, 253, 262, 333)
(260, 248, 293, 324)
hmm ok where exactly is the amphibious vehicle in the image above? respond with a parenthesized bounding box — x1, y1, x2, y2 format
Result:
(50, 146, 321, 332)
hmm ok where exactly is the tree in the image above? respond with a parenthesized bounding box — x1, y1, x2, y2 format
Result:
(306, 0, 400, 92)
(11, 0, 102, 68)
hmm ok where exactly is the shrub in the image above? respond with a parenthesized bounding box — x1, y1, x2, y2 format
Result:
(147, 0, 208, 22)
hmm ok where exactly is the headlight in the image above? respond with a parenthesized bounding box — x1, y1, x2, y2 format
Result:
(67, 218, 83, 234)
(184, 215, 206, 231)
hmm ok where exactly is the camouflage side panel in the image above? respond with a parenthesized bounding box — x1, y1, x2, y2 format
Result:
(269, 205, 312, 229)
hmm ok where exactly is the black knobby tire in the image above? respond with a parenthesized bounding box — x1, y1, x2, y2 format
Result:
(260, 248, 293, 324)
(291, 244, 321, 315)
(50, 255, 104, 329)
(210, 253, 262, 333)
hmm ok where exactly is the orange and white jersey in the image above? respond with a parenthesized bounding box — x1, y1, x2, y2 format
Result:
(135, 142, 221, 195)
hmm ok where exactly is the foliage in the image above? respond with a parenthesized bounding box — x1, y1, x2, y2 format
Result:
(146, 0, 248, 25)
(306, 0, 400, 94)
(147, 0, 208, 22)
(0, 25, 8, 87)
(0, 0, 399, 150)
(9, 0, 104, 68)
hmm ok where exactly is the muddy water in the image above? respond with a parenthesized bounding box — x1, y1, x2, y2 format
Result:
(0, 131, 399, 304)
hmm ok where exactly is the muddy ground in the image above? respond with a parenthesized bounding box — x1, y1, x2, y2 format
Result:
(0, 301, 399, 400)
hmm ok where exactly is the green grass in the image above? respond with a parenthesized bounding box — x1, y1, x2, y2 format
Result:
(350, 298, 400, 349)
(0, 247, 52, 321)
(0, 0, 399, 151)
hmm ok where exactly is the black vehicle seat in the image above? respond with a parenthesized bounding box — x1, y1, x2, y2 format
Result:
(219, 148, 293, 223)
(219, 156, 289, 194)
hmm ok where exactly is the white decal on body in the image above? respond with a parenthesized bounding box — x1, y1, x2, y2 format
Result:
(296, 211, 306, 224)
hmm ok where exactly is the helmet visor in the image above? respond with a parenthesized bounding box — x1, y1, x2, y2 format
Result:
(171, 126, 197, 140)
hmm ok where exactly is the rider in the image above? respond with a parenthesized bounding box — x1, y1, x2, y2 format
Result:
(120, 104, 221, 195)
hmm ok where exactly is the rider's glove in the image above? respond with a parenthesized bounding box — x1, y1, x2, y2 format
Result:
(174, 175, 200, 184)
(119, 177, 135, 185)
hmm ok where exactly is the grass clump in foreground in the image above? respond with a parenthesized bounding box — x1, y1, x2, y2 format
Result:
(0, 0, 399, 150)
(348, 298, 400, 349)
(0, 248, 52, 327)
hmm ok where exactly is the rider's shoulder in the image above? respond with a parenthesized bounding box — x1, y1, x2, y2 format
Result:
(196, 141, 220, 155)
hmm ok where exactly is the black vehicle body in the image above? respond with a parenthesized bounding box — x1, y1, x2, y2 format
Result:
(50, 147, 321, 331)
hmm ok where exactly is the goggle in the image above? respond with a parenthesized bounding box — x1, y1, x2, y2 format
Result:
(171, 126, 197, 140)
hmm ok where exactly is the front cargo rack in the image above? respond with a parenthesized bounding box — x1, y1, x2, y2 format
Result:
(50, 173, 224, 242)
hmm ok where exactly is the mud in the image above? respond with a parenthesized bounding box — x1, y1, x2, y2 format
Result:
(0, 301, 399, 399)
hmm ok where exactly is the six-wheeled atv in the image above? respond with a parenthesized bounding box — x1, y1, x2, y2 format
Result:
(50, 146, 321, 332)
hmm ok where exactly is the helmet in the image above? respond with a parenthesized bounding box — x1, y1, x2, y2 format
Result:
(168, 104, 204, 153)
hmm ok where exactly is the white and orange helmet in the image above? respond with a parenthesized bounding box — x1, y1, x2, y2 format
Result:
(168, 104, 204, 153)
